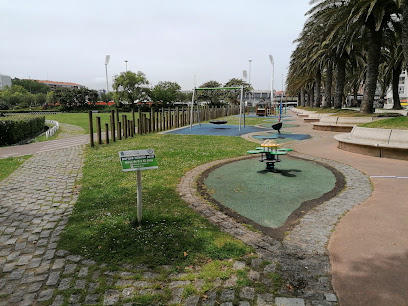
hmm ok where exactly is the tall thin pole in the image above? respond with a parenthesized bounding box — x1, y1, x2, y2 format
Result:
(190, 88, 195, 129)
(269, 54, 274, 106)
(105, 55, 110, 93)
(239, 86, 243, 131)
(279, 74, 283, 122)
(105, 65, 109, 92)
(248, 60, 252, 105)
(136, 170, 142, 226)
(125, 60, 128, 72)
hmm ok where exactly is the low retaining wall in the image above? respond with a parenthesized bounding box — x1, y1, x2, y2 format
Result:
(313, 116, 392, 132)
(334, 126, 408, 160)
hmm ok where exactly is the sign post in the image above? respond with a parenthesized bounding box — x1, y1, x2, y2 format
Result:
(118, 149, 158, 226)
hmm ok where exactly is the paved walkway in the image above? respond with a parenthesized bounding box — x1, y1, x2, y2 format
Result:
(285, 112, 408, 305)
(0, 135, 89, 159)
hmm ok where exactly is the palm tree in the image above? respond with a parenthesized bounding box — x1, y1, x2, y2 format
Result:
(396, 1, 408, 62)
(346, 0, 400, 113)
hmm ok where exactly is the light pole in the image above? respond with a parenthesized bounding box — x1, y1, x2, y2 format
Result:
(269, 54, 274, 106)
(125, 60, 128, 72)
(248, 60, 252, 104)
(105, 55, 110, 93)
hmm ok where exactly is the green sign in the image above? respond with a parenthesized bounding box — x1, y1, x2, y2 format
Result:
(119, 149, 158, 171)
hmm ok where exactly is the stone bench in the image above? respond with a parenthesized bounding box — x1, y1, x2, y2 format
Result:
(313, 116, 390, 132)
(334, 126, 408, 160)
(291, 109, 315, 117)
(303, 113, 334, 123)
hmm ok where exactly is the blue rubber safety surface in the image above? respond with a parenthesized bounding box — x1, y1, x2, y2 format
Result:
(234, 115, 292, 118)
(164, 124, 269, 137)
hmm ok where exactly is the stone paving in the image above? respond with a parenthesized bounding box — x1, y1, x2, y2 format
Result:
(0, 140, 372, 305)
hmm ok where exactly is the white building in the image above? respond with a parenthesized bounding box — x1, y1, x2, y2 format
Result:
(385, 70, 408, 109)
(0, 74, 12, 90)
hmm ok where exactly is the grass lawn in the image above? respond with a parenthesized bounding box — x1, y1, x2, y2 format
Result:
(0, 155, 31, 181)
(44, 112, 134, 134)
(359, 116, 408, 130)
(59, 132, 256, 268)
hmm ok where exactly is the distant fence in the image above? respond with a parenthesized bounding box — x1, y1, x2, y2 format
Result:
(89, 105, 240, 146)
(4, 112, 61, 115)
(45, 120, 60, 138)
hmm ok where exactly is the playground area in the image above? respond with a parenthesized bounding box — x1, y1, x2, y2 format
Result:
(199, 155, 342, 239)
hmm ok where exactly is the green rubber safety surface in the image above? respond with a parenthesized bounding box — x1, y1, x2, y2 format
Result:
(203, 157, 336, 228)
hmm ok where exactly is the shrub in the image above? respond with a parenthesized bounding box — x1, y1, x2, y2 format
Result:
(0, 115, 45, 145)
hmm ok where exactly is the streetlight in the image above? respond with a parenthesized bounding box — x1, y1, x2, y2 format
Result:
(105, 55, 110, 93)
(125, 60, 128, 72)
(248, 60, 252, 104)
(269, 54, 274, 106)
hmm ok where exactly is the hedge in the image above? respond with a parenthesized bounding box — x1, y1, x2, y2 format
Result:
(0, 115, 45, 145)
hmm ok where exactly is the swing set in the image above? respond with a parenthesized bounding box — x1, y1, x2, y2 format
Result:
(189, 85, 247, 130)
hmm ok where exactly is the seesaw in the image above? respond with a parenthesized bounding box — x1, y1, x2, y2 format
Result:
(247, 140, 293, 172)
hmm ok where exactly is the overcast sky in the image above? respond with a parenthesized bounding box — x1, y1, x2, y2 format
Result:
(1, 0, 311, 92)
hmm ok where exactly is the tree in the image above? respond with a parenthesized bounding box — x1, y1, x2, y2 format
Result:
(197, 81, 223, 106)
(12, 78, 50, 94)
(149, 81, 181, 106)
(88, 90, 99, 106)
(223, 78, 252, 104)
(100, 92, 113, 103)
(112, 71, 149, 108)
(398, 1, 408, 63)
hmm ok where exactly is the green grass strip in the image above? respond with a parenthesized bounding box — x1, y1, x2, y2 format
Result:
(0, 155, 31, 181)
(358, 116, 408, 130)
(59, 133, 255, 268)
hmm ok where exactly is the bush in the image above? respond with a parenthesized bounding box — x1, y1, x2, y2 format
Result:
(0, 115, 45, 145)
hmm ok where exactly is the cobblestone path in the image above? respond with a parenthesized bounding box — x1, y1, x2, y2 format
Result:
(0, 146, 84, 305)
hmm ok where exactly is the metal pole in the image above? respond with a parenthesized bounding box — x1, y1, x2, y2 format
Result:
(105, 64, 109, 93)
(248, 60, 252, 107)
(239, 86, 243, 131)
(269, 54, 274, 107)
(136, 170, 143, 226)
(190, 88, 195, 129)
(279, 74, 283, 122)
(125, 60, 128, 72)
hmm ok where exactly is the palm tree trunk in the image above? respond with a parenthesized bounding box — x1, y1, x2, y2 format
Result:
(402, 2, 408, 63)
(361, 19, 382, 114)
(323, 63, 333, 108)
(334, 57, 346, 109)
(392, 66, 402, 110)
(309, 86, 315, 107)
(300, 88, 305, 107)
(314, 70, 322, 107)
(352, 84, 359, 107)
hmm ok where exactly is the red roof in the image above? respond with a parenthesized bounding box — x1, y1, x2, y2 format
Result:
(36, 80, 82, 86)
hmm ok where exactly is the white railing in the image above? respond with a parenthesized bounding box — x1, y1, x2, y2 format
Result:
(45, 120, 60, 138)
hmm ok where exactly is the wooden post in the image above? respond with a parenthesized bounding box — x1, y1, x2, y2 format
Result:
(118, 122, 122, 140)
(150, 108, 154, 132)
(105, 123, 109, 144)
(122, 115, 127, 138)
(138, 108, 142, 134)
(88, 111, 94, 147)
(132, 108, 136, 134)
(110, 110, 115, 142)
(116, 109, 120, 140)
(96, 116, 102, 145)
(167, 107, 171, 130)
